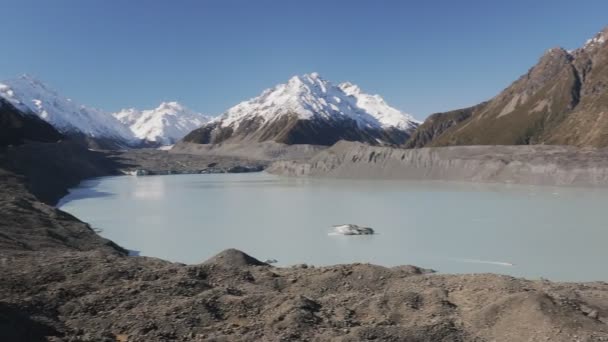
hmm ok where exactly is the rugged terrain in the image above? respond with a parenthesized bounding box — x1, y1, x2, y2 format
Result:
(268, 140, 608, 187)
(3, 248, 608, 342)
(410, 27, 608, 148)
(3, 76, 608, 341)
(1, 125, 608, 342)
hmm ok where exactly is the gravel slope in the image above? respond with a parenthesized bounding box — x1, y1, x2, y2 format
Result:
(2, 249, 608, 342)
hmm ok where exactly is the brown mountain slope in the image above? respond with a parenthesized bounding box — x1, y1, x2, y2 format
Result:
(182, 113, 412, 146)
(414, 27, 608, 148)
(546, 30, 608, 146)
(404, 103, 486, 148)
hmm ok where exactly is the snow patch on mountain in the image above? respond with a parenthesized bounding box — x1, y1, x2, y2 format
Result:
(0, 75, 136, 142)
(584, 28, 607, 49)
(113, 102, 210, 145)
(338, 81, 419, 130)
(215, 72, 418, 131)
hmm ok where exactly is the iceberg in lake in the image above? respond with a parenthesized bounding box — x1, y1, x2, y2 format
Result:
(330, 224, 375, 236)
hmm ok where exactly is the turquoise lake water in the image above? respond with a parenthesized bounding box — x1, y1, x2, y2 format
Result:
(59, 172, 608, 282)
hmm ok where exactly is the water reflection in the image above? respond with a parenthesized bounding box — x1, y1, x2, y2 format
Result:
(131, 176, 166, 200)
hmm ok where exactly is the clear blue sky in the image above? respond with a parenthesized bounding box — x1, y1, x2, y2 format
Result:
(1, 0, 607, 119)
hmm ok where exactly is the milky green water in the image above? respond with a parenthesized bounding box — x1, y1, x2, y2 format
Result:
(59, 172, 608, 282)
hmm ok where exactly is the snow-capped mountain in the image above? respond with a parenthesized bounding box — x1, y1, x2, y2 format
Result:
(113, 102, 210, 145)
(0, 75, 210, 148)
(0, 75, 137, 147)
(182, 73, 419, 146)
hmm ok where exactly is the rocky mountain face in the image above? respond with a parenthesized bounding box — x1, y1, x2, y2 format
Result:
(0, 97, 63, 147)
(404, 104, 486, 148)
(113, 102, 210, 146)
(182, 73, 419, 147)
(412, 27, 608, 148)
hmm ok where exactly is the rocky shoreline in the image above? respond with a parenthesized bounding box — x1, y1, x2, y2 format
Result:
(2, 142, 608, 341)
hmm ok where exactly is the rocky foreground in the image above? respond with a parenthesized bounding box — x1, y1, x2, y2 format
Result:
(2, 142, 608, 341)
(3, 249, 608, 342)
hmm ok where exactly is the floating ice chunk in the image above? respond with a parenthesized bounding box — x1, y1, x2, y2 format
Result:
(330, 224, 375, 236)
(453, 258, 515, 267)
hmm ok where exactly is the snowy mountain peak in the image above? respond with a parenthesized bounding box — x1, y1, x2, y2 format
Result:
(338, 82, 361, 95)
(156, 101, 186, 112)
(184, 73, 419, 146)
(584, 27, 608, 50)
(113, 101, 210, 145)
(0, 75, 136, 143)
(284, 72, 330, 96)
(218, 73, 418, 132)
(288, 72, 322, 84)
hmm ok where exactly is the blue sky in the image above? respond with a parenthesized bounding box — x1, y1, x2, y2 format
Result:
(1, 0, 607, 119)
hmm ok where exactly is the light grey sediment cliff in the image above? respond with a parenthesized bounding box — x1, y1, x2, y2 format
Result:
(267, 141, 608, 187)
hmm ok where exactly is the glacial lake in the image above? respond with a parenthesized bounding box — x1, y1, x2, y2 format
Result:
(59, 172, 608, 282)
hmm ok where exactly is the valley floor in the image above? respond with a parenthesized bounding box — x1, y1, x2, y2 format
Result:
(2, 142, 608, 341)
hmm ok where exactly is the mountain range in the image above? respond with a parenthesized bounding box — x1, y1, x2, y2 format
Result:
(2, 26, 608, 150)
(0, 75, 210, 148)
(0, 73, 417, 149)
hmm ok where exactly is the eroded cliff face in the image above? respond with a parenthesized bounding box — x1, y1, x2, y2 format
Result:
(267, 141, 608, 186)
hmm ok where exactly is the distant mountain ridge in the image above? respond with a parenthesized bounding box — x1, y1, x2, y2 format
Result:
(182, 73, 419, 146)
(113, 102, 210, 146)
(411, 26, 608, 148)
(0, 75, 137, 148)
(0, 75, 210, 148)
